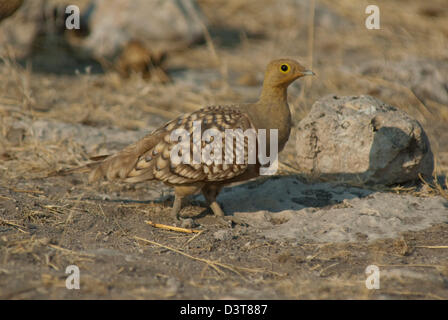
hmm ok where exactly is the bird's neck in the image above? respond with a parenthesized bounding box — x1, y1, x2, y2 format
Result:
(259, 83, 288, 105)
(242, 84, 292, 152)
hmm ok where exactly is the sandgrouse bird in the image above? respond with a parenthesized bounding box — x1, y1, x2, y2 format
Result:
(0, 0, 24, 22)
(77, 59, 313, 222)
(116, 39, 170, 83)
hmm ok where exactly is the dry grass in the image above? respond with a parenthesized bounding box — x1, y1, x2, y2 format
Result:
(135, 236, 285, 280)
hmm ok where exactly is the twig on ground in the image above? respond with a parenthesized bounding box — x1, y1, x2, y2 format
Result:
(10, 188, 44, 194)
(145, 220, 202, 234)
(185, 230, 205, 245)
(416, 245, 448, 249)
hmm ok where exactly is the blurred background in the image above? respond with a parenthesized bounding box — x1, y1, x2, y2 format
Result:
(0, 0, 447, 177)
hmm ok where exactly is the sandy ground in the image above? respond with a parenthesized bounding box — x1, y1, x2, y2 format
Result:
(1, 0, 448, 299)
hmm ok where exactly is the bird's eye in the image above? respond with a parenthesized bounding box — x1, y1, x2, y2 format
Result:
(280, 64, 289, 73)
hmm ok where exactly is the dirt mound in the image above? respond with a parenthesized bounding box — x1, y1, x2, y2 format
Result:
(216, 176, 448, 243)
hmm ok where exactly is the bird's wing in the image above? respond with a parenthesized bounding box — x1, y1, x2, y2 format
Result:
(87, 128, 166, 183)
(104, 105, 257, 185)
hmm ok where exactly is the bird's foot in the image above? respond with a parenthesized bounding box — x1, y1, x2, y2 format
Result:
(215, 215, 248, 228)
(171, 208, 181, 222)
(208, 201, 247, 227)
(178, 218, 199, 229)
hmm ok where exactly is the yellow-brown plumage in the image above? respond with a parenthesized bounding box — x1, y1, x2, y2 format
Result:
(80, 59, 314, 221)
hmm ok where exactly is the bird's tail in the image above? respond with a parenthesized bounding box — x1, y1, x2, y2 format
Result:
(47, 131, 162, 182)
(47, 155, 110, 178)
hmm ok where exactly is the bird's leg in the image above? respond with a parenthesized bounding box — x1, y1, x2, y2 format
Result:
(171, 185, 203, 222)
(202, 185, 224, 217)
(171, 194, 183, 220)
(202, 185, 247, 227)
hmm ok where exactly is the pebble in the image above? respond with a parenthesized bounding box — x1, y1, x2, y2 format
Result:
(213, 230, 232, 241)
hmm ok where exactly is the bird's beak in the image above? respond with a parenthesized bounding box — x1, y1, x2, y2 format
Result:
(302, 70, 315, 76)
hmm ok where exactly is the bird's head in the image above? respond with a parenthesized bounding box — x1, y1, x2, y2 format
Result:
(264, 59, 314, 88)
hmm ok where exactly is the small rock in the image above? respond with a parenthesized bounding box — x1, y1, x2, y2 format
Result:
(213, 229, 232, 241)
(5, 127, 25, 146)
(99, 194, 111, 201)
(166, 277, 181, 295)
(294, 95, 434, 185)
(164, 276, 183, 297)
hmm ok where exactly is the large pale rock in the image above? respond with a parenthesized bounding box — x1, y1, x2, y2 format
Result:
(81, 0, 206, 58)
(294, 95, 434, 185)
